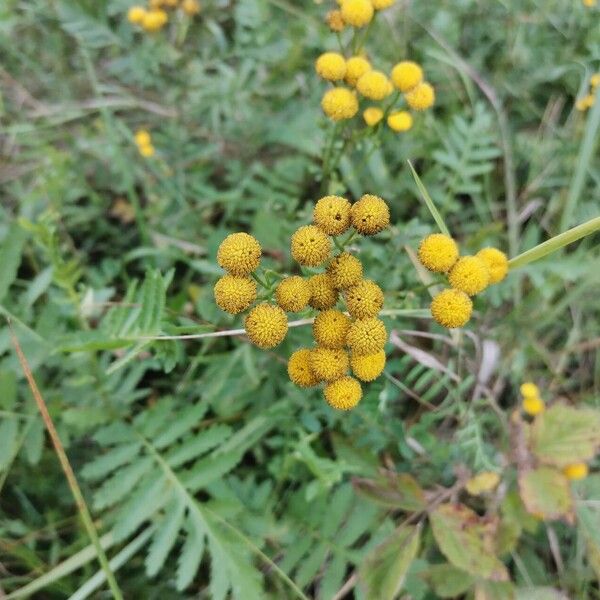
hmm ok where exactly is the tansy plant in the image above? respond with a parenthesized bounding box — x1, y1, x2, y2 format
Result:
(127, 0, 201, 33)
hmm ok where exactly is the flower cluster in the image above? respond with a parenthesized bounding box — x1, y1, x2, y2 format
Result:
(416, 233, 509, 329)
(286, 194, 390, 411)
(134, 129, 155, 157)
(127, 0, 200, 32)
(575, 73, 599, 112)
(325, 0, 396, 34)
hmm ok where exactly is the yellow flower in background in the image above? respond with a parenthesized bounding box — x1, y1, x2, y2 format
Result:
(321, 87, 359, 121)
(138, 143, 155, 157)
(583, 0, 597, 7)
(477, 247, 509, 284)
(448, 255, 490, 296)
(182, 0, 201, 16)
(288, 349, 320, 388)
(345, 56, 372, 87)
(363, 107, 383, 126)
(405, 82, 435, 111)
(522, 396, 545, 416)
(345, 279, 384, 319)
(127, 5, 147, 24)
(291, 225, 331, 267)
(324, 376, 363, 410)
(244, 303, 288, 349)
(418, 233, 459, 273)
(313, 195, 352, 235)
(591, 73, 600, 88)
(346, 317, 387, 355)
(326, 9, 345, 32)
(276, 276, 311, 312)
(356, 70, 393, 100)
(217, 232, 262, 276)
(564, 462, 589, 480)
(134, 129, 155, 157)
(142, 9, 168, 32)
(327, 252, 363, 289)
(430, 288, 473, 329)
(387, 110, 413, 132)
(350, 194, 390, 235)
(391, 61, 423, 93)
(313, 309, 351, 348)
(519, 382, 539, 398)
(576, 97, 589, 111)
(310, 347, 350, 381)
(371, 0, 396, 9)
(584, 94, 595, 108)
(308, 273, 339, 310)
(213, 275, 257, 314)
(315, 52, 347, 82)
(350, 349, 386, 381)
(340, 0, 374, 27)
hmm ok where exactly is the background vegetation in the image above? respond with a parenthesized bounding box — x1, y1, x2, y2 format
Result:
(1, 0, 600, 598)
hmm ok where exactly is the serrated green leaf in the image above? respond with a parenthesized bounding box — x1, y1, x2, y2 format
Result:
(145, 497, 186, 577)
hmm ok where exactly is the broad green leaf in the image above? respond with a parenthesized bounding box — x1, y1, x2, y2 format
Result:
(530, 404, 600, 468)
(359, 524, 421, 600)
(423, 564, 475, 598)
(430, 503, 507, 580)
(518, 467, 574, 521)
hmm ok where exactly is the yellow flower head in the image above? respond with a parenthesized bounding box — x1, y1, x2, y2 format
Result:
(418, 233, 459, 273)
(356, 71, 393, 100)
(244, 303, 288, 349)
(134, 129, 151, 147)
(310, 347, 349, 381)
(213, 275, 257, 314)
(127, 6, 147, 24)
(315, 52, 347, 82)
(448, 256, 490, 296)
(217, 232, 262, 276)
(138, 144, 155, 158)
(345, 279, 384, 319)
(591, 73, 600, 88)
(477, 247, 509, 284)
(347, 317, 387, 355)
(182, 0, 201, 16)
(405, 82, 435, 111)
(327, 252, 363, 289)
(340, 0, 374, 27)
(430, 288, 473, 329)
(142, 9, 169, 31)
(583, 0, 597, 7)
(326, 10, 345, 32)
(324, 376, 363, 410)
(576, 97, 589, 112)
(387, 110, 413, 132)
(522, 396, 545, 416)
(288, 348, 320, 388)
(519, 382, 539, 398)
(321, 87, 359, 121)
(276, 276, 311, 312)
(564, 462, 589, 481)
(372, 0, 396, 9)
(313, 309, 351, 348)
(291, 225, 331, 267)
(313, 195, 351, 236)
(391, 61, 423, 92)
(351, 194, 390, 235)
(351, 349, 386, 381)
(584, 94, 596, 109)
(363, 107, 384, 126)
(345, 56, 372, 87)
(308, 273, 339, 310)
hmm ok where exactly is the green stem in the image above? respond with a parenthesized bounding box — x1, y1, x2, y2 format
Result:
(508, 216, 600, 270)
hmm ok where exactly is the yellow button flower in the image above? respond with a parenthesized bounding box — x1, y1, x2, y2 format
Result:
(418, 233, 459, 273)
(310, 347, 349, 381)
(134, 129, 151, 147)
(276, 276, 311, 312)
(324, 376, 363, 410)
(563, 462, 589, 481)
(405, 82, 435, 111)
(127, 6, 147, 24)
(321, 87, 359, 121)
(138, 144, 155, 157)
(351, 349, 386, 381)
(583, 0, 597, 7)
(326, 9, 345, 32)
(522, 396, 545, 416)
(291, 225, 331, 267)
(244, 303, 288, 349)
(448, 256, 490, 296)
(182, 0, 201, 16)
(308, 273, 339, 310)
(477, 247, 509, 284)
(313, 309, 351, 349)
(142, 9, 169, 31)
(340, 0, 374, 27)
(327, 252, 363, 289)
(387, 110, 413, 132)
(391, 61, 423, 92)
(430, 288, 473, 329)
(213, 275, 257, 314)
(288, 348, 320, 388)
(363, 107, 384, 126)
(350, 194, 390, 235)
(372, 0, 396, 9)
(345, 279, 384, 319)
(347, 317, 387, 355)
(345, 56, 372, 86)
(313, 195, 351, 236)
(217, 232, 262, 276)
(356, 71, 393, 100)
(591, 73, 600, 88)
(519, 382, 539, 398)
(315, 52, 347, 81)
